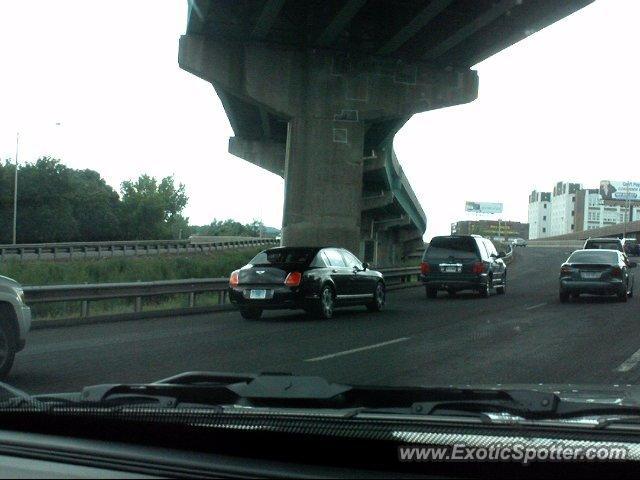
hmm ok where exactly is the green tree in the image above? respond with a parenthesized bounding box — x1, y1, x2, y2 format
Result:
(191, 218, 265, 237)
(119, 175, 188, 240)
(0, 157, 122, 243)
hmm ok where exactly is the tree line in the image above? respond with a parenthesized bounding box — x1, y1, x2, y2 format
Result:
(0, 157, 275, 244)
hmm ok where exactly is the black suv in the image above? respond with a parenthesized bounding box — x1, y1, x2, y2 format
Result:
(420, 235, 507, 298)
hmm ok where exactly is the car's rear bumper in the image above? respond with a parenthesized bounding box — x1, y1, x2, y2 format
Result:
(560, 279, 625, 295)
(421, 273, 489, 291)
(228, 286, 314, 310)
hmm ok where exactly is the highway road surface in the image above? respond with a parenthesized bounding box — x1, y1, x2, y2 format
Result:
(9, 247, 640, 395)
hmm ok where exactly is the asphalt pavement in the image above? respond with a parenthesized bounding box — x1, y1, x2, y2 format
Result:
(9, 247, 640, 395)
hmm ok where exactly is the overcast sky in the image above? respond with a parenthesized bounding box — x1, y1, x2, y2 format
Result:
(0, 0, 636, 240)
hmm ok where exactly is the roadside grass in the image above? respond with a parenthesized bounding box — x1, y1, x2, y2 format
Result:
(0, 248, 262, 286)
(0, 249, 262, 321)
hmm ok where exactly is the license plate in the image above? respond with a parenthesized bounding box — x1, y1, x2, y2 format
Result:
(581, 272, 601, 279)
(441, 266, 461, 273)
(249, 289, 267, 299)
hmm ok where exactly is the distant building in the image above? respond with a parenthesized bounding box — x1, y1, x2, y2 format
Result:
(528, 181, 640, 238)
(575, 189, 640, 232)
(528, 190, 551, 240)
(549, 182, 582, 237)
(451, 220, 529, 241)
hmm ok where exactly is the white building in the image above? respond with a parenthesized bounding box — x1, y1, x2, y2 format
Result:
(576, 189, 640, 232)
(548, 182, 582, 237)
(528, 190, 551, 240)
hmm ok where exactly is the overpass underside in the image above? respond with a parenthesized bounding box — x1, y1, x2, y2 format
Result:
(179, 0, 593, 265)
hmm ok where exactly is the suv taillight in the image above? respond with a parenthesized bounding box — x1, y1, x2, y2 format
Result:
(420, 262, 430, 274)
(229, 270, 239, 287)
(612, 266, 623, 279)
(285, 271, 302, 287)
(472, 262, 485, 274)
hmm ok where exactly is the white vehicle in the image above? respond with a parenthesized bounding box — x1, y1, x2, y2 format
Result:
(0, 275, 31, 378)
(511, 238, 528, 247)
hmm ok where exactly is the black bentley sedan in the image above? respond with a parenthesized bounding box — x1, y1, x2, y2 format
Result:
(228, 247, 385, 319)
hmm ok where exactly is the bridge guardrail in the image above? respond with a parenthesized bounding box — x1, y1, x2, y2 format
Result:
(0, 238, 279, 261)
(23, 267, 423, 329)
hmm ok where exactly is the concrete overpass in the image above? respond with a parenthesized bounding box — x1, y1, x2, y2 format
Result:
(178, 0, 593, 264)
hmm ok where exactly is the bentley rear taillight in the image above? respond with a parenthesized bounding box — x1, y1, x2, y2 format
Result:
(229, 270, 239, 287)
(285, 271, 302, 287)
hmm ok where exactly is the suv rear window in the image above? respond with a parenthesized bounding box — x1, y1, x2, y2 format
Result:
(584, 240, 622, 251)
(424, 236, 480, 260)
(250, 248, 316, 266)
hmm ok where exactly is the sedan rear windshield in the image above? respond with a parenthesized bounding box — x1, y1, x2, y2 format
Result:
(250, 248, 316, 266)
(568, 251, 618, 265)
(425, 237, 479, 260)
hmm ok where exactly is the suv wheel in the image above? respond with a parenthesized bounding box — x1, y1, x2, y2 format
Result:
(619, 288, 629, 303)
(480, 279, 491, 298)
(496, 275, 506, 295)
(0, 319, 16, 380)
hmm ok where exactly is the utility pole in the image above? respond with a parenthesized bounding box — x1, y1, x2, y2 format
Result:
(11, 123, 62, 245)
(624, 181, 630, 238)
(12, 133, 19, 245)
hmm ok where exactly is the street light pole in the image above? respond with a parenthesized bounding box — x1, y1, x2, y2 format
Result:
(12, 133, 19, 245)
(11, 123, 62, 245)
(623, 181, 630, 238)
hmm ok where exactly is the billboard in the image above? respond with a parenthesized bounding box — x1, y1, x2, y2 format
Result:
(465, 201, 503, 214)
(599, 180, 640, 203)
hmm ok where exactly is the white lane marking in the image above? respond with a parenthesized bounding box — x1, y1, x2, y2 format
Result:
(616, 349, 640, 372)
(524, 303, 547, 311)
(305, 337, 410, 363)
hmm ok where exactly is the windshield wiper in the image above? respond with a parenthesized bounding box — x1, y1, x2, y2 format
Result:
(41, 372, 352, 409)
(30, 372, 640, 424)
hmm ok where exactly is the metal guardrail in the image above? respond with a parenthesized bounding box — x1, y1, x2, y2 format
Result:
(0, 238, 279, 261)
(23, 267, 422, 327)
(527, 240, 584, 248)
(23, 245, 517, 328)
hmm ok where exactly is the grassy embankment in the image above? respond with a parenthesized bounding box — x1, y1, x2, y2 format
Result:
(0, 248, 262, 321)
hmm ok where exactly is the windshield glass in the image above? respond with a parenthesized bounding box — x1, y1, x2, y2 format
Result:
(585, 241, 621, 250)
(2, 1, 640, 470)
(425, 237, 479, 259)
(249, 248, 316, 266)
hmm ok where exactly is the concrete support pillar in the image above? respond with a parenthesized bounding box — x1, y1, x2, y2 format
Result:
(179, 36, 478, 253)
(283, 116, 363, 252)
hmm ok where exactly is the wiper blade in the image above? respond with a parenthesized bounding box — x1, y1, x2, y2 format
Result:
(36, 372, 640, 423)
(0, 382, 41, 408)
(54, 372, 352, 408)
(412, 388, 559, 418)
